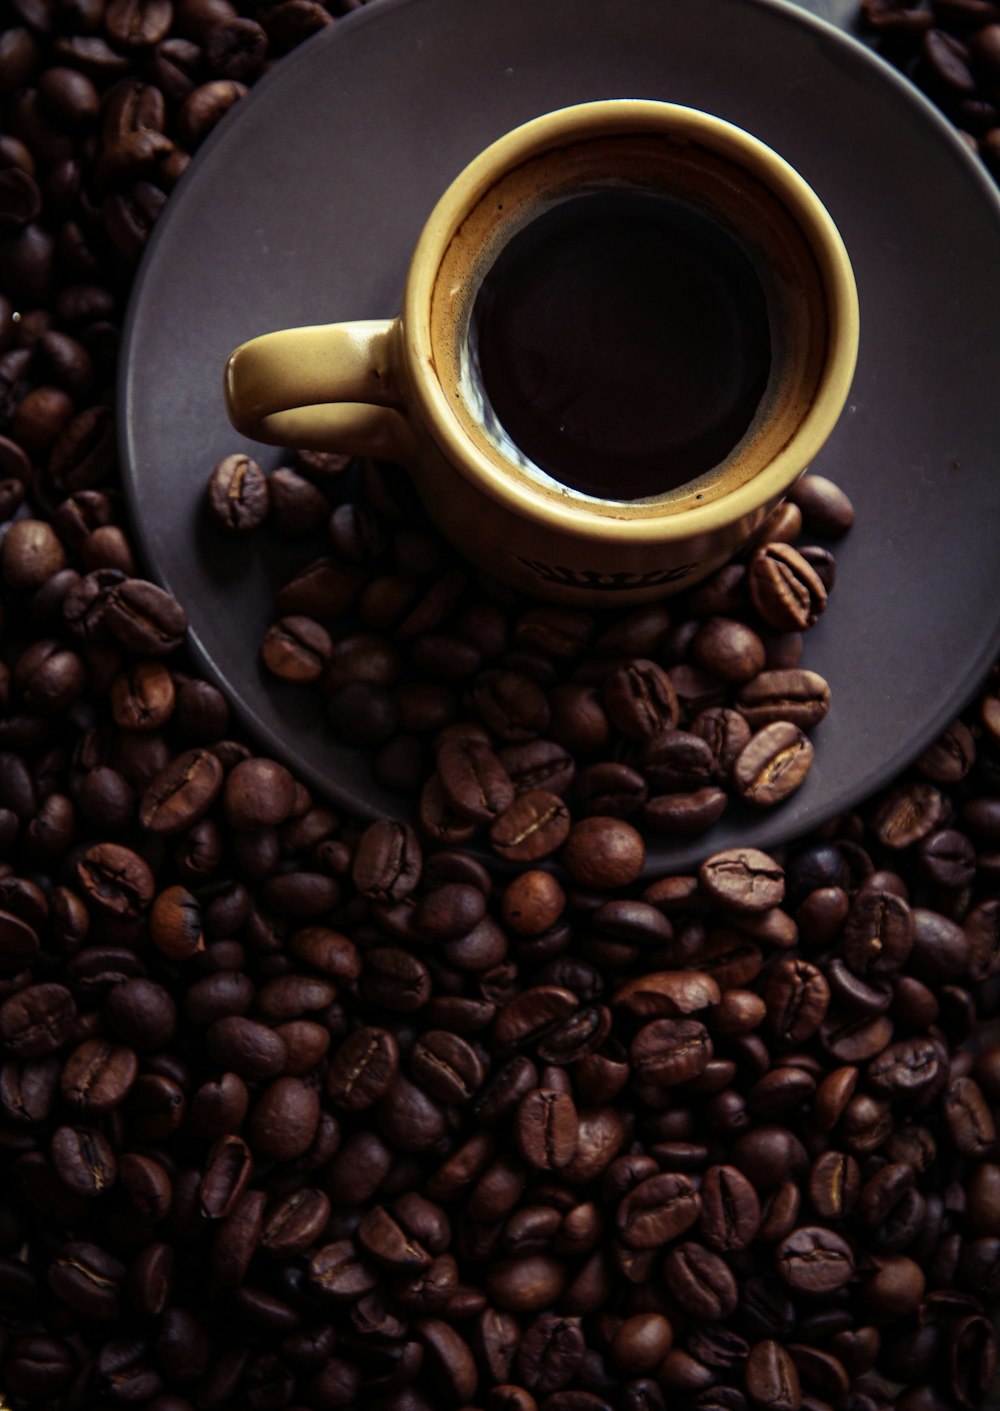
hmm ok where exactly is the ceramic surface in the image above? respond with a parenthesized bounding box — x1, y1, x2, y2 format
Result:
(120, 0, 1000, 870)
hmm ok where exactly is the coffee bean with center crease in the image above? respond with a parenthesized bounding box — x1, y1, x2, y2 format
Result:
(763, 957, 830, 1046)
(630, 1017, 713, 1086)
(139, 747, 224, 834)
(943, 1076, 997, 1156)
(732, 722, 814, 807)
(50, 1124, 117, 1198)
(410, 1030, 484, 1102)
(736, 669, 831, 731)
(59, 1037, 137, 1112)
(617, 1172, 702, 1249)
(436, 736, 516, 822)
(515, 1087, 578, 1170)
(207, 452, 269, 534)
(747, 541, 828, 631)
(261, 616, 333, 682)
(352, 818, 422, 900)
(2, 1332, 76, 1402)
(1, 1057, 60, 1126)
(499, 738, 575, 795)
(0, 983, 76, 1058)
(75, 842, 154, 917)
(776, 1225, 855, 1292)
(326, 1026, 399, 1110)
(359, 947, 432, 1012)
(641, 730, 716, 793)
(357, 1204, 430, 1270)
(745, 1338, 802, 1411)
(535, 1004, 611, 1064)
(663, 1240, 739, 1319)
(866, 1036, 945, 1101)
(489, 789, 571, 863)
(699, 1164, 762, 1251)
(101, 577, 187, 655)
(200, 1134, 252, 1220)
(842, 887, 914, 976)
(48, 1242, 125, 1321)
(700, 848, 785, 913)
(808, 1150, 861, 1221)
(494, 986, 579, 1050)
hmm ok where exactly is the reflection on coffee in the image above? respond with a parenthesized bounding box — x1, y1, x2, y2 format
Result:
(472, 192, 772, 501)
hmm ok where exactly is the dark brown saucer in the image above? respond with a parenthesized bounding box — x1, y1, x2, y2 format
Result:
(120, 0, 1000, 870)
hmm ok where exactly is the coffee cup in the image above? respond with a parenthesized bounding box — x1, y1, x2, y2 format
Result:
(224, 99, 859, 604)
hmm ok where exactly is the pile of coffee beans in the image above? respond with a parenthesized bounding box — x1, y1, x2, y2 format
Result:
(3, 2, 1000, 1410)
(858, 0, 1000, 175)
(212, 450, 854, 840)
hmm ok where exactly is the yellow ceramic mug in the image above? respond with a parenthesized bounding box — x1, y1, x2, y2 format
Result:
(224, 100, 859, 605)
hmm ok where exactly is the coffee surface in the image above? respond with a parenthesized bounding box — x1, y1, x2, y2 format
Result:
(473, 191, 772, 499)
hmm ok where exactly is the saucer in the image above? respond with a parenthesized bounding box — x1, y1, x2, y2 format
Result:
(120, 0, 1000, 872)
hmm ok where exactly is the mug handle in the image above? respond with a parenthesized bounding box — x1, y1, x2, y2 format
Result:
(224, 319, 415, 461)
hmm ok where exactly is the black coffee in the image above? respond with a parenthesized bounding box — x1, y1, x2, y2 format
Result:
(473, 191, 772, 500)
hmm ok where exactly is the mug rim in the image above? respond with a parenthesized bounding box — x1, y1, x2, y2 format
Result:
(401, 97, 859, 545)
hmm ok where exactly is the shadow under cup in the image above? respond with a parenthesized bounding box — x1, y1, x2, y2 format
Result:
(426, 126, 836, 523)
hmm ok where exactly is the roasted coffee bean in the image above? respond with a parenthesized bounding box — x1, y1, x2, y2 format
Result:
(1, 983, 76, 1057)
(211, 1186, 265, 1287)
(863, 1038, 942, 1100)
(515, 1087, 578, 1170)
(736, 669, 831, 731)
(102, 577, 187, 655)
(139, 747, 224, 834)
(787, 473, 855, 537)
(697, 1164, 762, 1251)
(617, 1172, 701, 1249)
(490, 789, 572, 863)
(360, 946, 432, 1012)
(485, 1253, 567, 1312)
(603, 658, 679, 739)
(1, 1057, 60, 1125)
(561, 815, 645, 888)
(437, 735, 516, 822)
(261, 615, 333, 682)
(663, 1240, 738, 1319)
(700, 848, 785, 913)
(205, 1014, 286, 1080)
(614, 968, 717, 1017)
(744, 1338, 801, 1411)
(631, 1017, 712, 1086)
(207, 452, 269, 533)
(48, 1241, 125, 1320)
(50, 1124, 117, 1197)
(410, 1029, 484, 1102)
(808, 1150, 860, 1220)
(732, 722, 814, 807)
(747, 542, 828, 631)
(327, 1025, 399, 1110)
(776, 1225, 855, 1292)
(200, 1133, 252, 1219)
(763, 958, 830, 1046)
(60, 1037, 137, 1112)
(943, 1076, 997, 1156)
(353, 817, 422, 899)
(842, 887, 914, 975)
